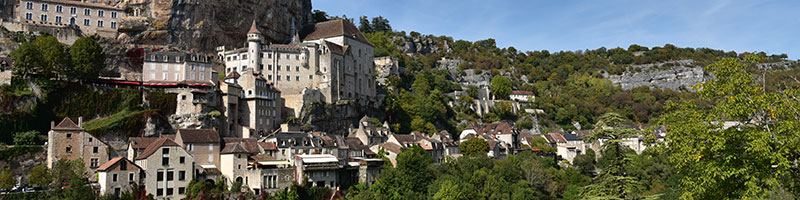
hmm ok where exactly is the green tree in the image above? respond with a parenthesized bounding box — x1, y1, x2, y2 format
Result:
(433, 180, 470, 200)
(363, 146, 434, 199)
(573, 148, 596, 174)
(581, 112, 642, 199)
(69, 36, 105, 80)
(9, 41, 43, 78)
(358, 16, 372, 33)
(34, 36, 70, 78)
(13, 130, 38, 145)
(467, 85, 479, 98)
(490, 75, 512, 99)
(658, 56, 800, 199)
(28, 164, 51, 187)
(0, 167, 14, 189)
(459, 137, 489, 157)
(371, 16, 392, 33)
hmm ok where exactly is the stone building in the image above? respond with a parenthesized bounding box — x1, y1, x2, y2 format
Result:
(294, 154, 340, 188)
(46, 117, 111, 177)
(347, 116, 390, 146)
(134, 137, 194, 199)
(175, 129, 221, 168)
(217, 19, 376, 116)
(142, 51, 214, 84)
(219, 69, 284, 138)
(97, 157, 143, 197)
(16, 0, 123, 37)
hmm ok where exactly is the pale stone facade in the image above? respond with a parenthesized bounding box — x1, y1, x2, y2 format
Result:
(46, 117, 111, 177)
(218, 19, 377, 116)
(134, 138, 194, 199)
(17, 0, 123, 37)
(97, 157, 142, 197)
(143, 52, 214, 84)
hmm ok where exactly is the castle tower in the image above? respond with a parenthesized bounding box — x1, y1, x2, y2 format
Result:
(247, 20, 263, 72)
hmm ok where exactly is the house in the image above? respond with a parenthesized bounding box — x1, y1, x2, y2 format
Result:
(348, 116, 390, 146)
(17, 0, 124, 38)
(97, 157, 143, 197)
(134, 138, 194, 199)
(46, 117, 111, 178)
(142, 52, 214, 84)
(247, 154, 294, 195)
(174, 129, 221, 168)
(294, 154, 340, 188)
(237, 68, 283, 137)
(369, 142, 401, 166)
(351, 157, 384, 187)
(127, 137, 157, 161)
(432, 131, 460, 158)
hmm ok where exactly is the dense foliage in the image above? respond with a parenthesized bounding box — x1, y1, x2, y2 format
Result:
(10, 36, 105, 80)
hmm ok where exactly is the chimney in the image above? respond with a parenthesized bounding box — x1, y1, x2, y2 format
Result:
(78, 116, 83, 127)
(51, 121, 54, 129)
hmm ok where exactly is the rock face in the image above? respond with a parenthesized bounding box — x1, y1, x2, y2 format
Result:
(299, 101, 383, 135)
(122, 0, 313, 52)
(393, 35, 451, 55)
(606, 60, 705, 91)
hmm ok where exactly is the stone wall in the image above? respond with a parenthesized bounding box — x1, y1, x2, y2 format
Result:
(605, 60, 705, 91)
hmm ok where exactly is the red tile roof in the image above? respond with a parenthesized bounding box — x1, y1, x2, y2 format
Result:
(97, 157, 142, 172)
(177, 129, 221, 143)
(221, 143, 249, 154)
(129, 137, 158, 149)
(377, 142, 403, 154)
(476, 122, 514, 135)
(32, 0, 123, 10)
(548, 132, 567, 143)
(258, 142, 277, 151)
(300, 19, 373, 46)
(53, 117, 82, 131)
(248, 20, 261, 34)
(511, 90, 535, 95)
(135, 138, 180, 160)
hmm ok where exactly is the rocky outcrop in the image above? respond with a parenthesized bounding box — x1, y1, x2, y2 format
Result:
(605, 60, 705, 91)
(393, 35, 451, 55)
(299, 101, 383, 135)
(169, 113, 222, 130)
(121, 0, 313, 52)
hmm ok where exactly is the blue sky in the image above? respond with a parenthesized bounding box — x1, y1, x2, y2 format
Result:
(314, 0, 800, 59)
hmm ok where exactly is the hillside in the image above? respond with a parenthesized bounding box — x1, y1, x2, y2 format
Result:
(339, 14, 799, 133)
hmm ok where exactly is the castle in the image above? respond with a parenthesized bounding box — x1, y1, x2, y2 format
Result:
(217, 19, 377, 117)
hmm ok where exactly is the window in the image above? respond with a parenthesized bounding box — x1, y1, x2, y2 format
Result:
(120, 161, 127, 170)
(268, 75, 272, 80)
(66, 133, 72, 138)
(175, 73, 179, 81)
(309, 75, 313, 80)
(93, 146, 98, 153)
(178, 171, 185, 180)
(89, 138, 92, 142)
(41, 3, 47, 11)
(179, 156, 185, 164)
(286, 76, 290, 81)
(98, 10, 104, 17)
(268, 53, 272, 59)
(163, 148, 170, 155)
(156, 188, 163, 196)
(179, 187, 185, 195)
(56, 5, 62, 13)
(26, 2, 33, 9)
(150, 72, 155, 79)
(111, 22, 116, 29)
(166, 188, 173, 196)
(286, 54, 290, 59)
(285, 66, 289, 71)
(25, 13, 32, 20)
(112, 174, 118, 182)
(162, 72, 167, 80)
(84, 8, 90, 16)
(97, 20, 103, 27)
(83, 19, 90, 26)
(166, 170, 174, 181)
(111, 11, 117, 19)
(296, 76, 299, 81)
(66, 146, 72, 152)
(114, 188, 121, 197)
(268, 64, 272, 70)
(90, 158, 98, 167)
(40, 14, 47, 22)
(295, 66, 299, 71)
(55, 16, 61, 23)
(157, 171, 164, 181)
(277, 76, 281, 81)
(277, 65, 280, 71)
(129, 172, 134, 181)
(295, 55, 299, 60)
(162, 157, 169, 166)
(70, 7, 76, 14)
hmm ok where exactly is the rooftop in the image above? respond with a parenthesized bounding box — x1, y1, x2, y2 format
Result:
(300, 19, 373, 46)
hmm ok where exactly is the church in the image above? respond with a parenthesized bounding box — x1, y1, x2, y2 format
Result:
(217, 19, 377, 117)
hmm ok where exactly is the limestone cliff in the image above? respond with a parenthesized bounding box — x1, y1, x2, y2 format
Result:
(119, 0, 313, 52)
(299, 101, 384, 135)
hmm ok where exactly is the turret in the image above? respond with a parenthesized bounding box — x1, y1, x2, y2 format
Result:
(247, 20, 263, 72)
